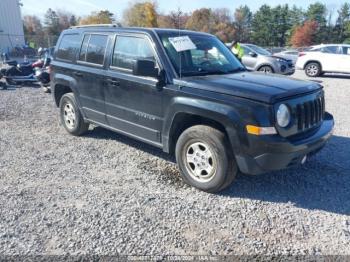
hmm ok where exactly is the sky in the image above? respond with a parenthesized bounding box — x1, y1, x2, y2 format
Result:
(21, 0, 346, 20)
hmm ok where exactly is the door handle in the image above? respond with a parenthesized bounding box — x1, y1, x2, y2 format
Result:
(73, 72, 83, 77)
(107, 79, 120, 86)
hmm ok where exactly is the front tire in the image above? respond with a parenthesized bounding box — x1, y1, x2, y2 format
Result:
(258, 65, 274, 74)
(59, 93, 89, 136)
(175, 125, 237, 193)
(305, 62, 321, 77)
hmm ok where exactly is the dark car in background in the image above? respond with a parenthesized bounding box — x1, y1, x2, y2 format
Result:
(51, 25, 334, 193)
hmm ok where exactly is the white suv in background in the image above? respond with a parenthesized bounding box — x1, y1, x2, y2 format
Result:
(296, 44, 350, 77)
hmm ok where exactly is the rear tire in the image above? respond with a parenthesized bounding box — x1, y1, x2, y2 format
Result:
(175, 125, 237, 193)
(305, 62, 321, 77)
(59, 93, 89, 136)
(258, 65, 274, 74)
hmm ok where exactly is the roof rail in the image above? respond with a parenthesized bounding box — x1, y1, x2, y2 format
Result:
(70, 23, 122, 29)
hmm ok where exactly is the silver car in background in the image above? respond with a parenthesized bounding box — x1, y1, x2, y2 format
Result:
(273, 50, 299, 64)
(241, 44, 295, 75)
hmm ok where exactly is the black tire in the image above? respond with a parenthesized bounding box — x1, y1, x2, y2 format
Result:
(175, 125, 237, 193)
(258, 65, 274, 74)
(305, 62, 321, 77)
(59, 93, 89, 136)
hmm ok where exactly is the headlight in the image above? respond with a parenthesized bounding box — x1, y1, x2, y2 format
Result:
(276, 104, 291, 127)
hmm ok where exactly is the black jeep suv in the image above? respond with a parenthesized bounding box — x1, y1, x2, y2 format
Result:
(51, 25, 334, 193)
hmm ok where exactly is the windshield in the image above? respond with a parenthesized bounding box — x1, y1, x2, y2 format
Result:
(158, 32, 245, 77)
(247, 45, 271, 56)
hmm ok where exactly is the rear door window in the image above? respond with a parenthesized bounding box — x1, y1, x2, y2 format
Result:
(78, 35, 90, 61)
(112, 36, 155, 70)
(56, 34, 81, 61)
(322, 46, 340, 54)
(78, 34, 109, 65)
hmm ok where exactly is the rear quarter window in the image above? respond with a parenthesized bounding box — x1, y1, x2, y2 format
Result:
(78, 34, 109, 65)
(56, 34, 81, 61)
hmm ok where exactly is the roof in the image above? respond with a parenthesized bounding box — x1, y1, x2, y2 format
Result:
(311, 44, 350, 48)
(67, 24, 213, 37)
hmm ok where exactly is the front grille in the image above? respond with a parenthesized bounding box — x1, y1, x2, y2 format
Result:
(295, 95, 325, 131)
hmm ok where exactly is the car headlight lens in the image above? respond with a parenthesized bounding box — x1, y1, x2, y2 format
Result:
(277, 104, 291, 127)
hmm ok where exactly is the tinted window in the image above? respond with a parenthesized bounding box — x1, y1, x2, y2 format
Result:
(86, 34, 108, 65)
(79, 35, 90, 61)
(241, 46, 251, 56)
(322, 46, 339, 54)
(286, 51, 298, 55)
(341, 46, 350, 55)
(56, 34, 80, 61)
(112, 36, 155, 70)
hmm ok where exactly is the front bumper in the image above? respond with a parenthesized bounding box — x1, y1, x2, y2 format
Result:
(236, 112, 334, 175)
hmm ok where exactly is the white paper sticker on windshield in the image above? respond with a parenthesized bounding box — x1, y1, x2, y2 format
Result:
(169, 36, 196, 52)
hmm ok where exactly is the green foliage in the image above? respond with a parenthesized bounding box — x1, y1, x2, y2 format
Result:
(234, 5, 252, 42)
(306, 2, 327, 26)
(251, 5, 273, 46)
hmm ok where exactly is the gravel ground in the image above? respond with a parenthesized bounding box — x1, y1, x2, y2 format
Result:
(0, 70, 350, 257)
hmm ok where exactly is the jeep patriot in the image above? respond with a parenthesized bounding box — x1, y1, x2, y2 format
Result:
(51, 25, 334, 192)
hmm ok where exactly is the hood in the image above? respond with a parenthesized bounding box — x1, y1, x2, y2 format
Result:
(175, 72, 322, 104)
(271, 55, 292, 63)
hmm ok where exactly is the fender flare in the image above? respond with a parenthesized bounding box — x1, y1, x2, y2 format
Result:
(52, 73, 82, 106)
(162, 97, 245, 154)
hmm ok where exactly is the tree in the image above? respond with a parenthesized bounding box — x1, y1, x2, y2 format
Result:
(185, 8, 235, 41)
(287, 5, 306, 44)
(335, 3, 350, 42)
(306, 2, 327, 26)
(44, 8, 60, 36)
(251, 5, 274, 46)
(290, 20, 318, 47)
(158, 8, 189, 29)
(271, 5, 291, 46)
(70, 15, 78, 27)
(56, 10, 75, 31)
(234, 5, 252, 42)
(79, 10, 115, 25)
(185, 8, 213, 33)
(123, 2, 158, 27)
(23, 15, 43, 35)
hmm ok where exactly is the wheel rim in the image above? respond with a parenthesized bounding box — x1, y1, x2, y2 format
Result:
(260, 66, 272, 73)
(306, 65, 318, 76)
(184, 142, 217, 183)
(63, 102, 76, 129)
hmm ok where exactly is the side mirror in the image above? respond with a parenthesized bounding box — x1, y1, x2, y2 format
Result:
(132, 60, 159, 78)
(249, 52, 257, 57)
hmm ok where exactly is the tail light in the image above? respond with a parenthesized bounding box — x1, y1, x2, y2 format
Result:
(299, 52, 306, 57)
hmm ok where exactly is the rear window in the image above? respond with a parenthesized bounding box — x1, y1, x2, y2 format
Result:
(341, 46, 350, 55)
(56, 34, 81, 61)
(78, 34, 109, 65)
